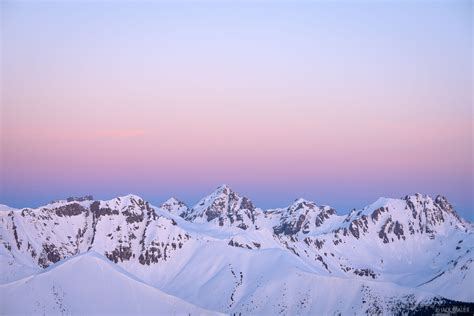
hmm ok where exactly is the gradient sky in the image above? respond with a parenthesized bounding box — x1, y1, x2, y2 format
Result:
(1, 1, 473, 219)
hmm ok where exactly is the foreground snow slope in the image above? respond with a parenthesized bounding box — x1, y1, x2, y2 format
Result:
(0, 251, 223, 315)
(121, 240, 451, 315)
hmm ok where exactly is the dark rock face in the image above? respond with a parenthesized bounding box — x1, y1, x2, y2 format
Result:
(54, 203, 88, 217)
(10, 213, 22, 250)
(371, 207, 386, 222)
(273, 201, 337, 236)
(316, 255, 329, 271)
(434, 195, 463, 222)
(50, 196, 93, 204)
(274, 214, 306, 236)
(185, 186, 258, 230)
(405, 197, 418, 219)
(205, 209, 221, 222)
(237, 222, 248, 230)
(27, 242, 37, 258)
(139, 245, 162, 265)
(314, 239, 325, 249)
(38, 244, 62, 268)
(227, 239, 260, 250)
(349, 216, 369, 239)
(90, 201, 119, 217)
(378, 218, 391, 244)
(378, 217, 407, 243)
(315, 208, 336, 227)
(66, 196, 94, 202)
(349, 222, 360, 239)
(105, 245, 133, 263)
(434, 195, 452, 212)
(302, 237, 326, 250)
(240, 197, 255, 214)
(353, 268, 377, 279)
(138, 232, 189, 265)
(393, 221, 405, 240)
(123, 209, 145, 224)
(228, 239, 252, 249)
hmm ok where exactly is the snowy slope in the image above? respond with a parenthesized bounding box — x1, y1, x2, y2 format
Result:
(1, 186, 473, 314)
(119, 238, 454, 315)
(0, 251, 222, 315)
(418, 245, 474, 302)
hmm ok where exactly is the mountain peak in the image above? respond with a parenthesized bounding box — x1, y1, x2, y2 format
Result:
(160, 197, 189, 217)
(121, 193, 144, 201)
(293, 198, 314, 205)
(162, 197, 185, 205)
(50, 195, 94, 204)
(213, 184, 234, 195)
(340, 194, 468, 243)
(272, 199, 338, 235)
(94, 194, 149, 214)
(108, 194, 143, 206)
(191, 184, 242, 209)
(287, 198, 319, 213)
(183, 185, 258, 230)
(434, 194, 454, 210)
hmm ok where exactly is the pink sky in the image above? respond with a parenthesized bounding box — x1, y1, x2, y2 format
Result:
(1, 1, 472, 218)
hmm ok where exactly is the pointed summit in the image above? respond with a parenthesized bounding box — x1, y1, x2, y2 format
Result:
(292, 198, 314, 205)
(273, 199, 337, 235)
(182, 185, 259, 230)
(162, 197, 183, 205)
(123, 193, 144, 200)
(104, 194, 147, 210)
(207, 184, 234, 198)
(289, 198, 317, 212)
(216, 183, 231, 192)
(160, 197, 189, 217)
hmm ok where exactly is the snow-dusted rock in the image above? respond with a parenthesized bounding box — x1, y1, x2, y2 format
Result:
(1, 188, 472, 314)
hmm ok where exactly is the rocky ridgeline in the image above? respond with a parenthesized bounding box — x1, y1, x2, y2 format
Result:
(2, 195, 190, 268)
(1, 187, 472, 283)
(181, 184, 259, 230)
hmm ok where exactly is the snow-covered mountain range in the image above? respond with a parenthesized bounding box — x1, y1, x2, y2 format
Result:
(1, 185, 473, 315)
